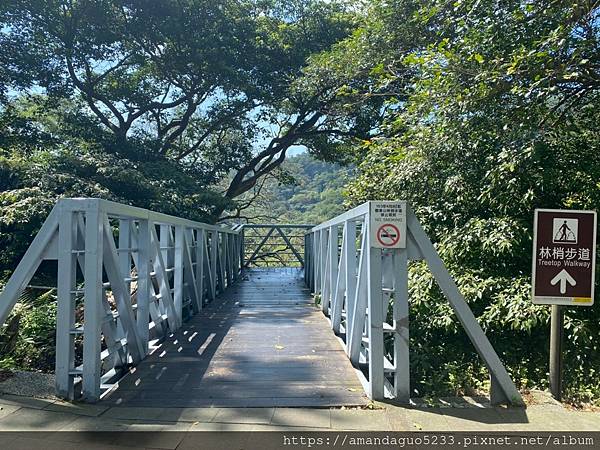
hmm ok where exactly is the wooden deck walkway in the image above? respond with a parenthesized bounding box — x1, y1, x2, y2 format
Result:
(102, 268, 367, 407)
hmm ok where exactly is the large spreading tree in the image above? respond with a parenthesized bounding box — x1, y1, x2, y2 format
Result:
(1, 0, 369, 220)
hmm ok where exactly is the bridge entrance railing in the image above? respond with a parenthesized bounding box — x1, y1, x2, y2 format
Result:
(304, 201, 524, 406)
(0, 198, 241, 402)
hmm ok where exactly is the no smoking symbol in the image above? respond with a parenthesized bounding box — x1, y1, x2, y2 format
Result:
(377, 223, 400, 247)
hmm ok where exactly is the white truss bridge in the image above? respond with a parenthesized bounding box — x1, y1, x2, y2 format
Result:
(0, 198, 523, 407)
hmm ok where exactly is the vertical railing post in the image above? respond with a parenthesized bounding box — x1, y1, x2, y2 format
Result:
(183, 228, 200, 313)
(117, 219, 131, 358)
(237, 233, 240, 272)
(174, 226, 184, 322)
(304, 233, 310, 286)
(221, 232, 227, 288)
(332, 221, 350, 332)
(225, 233, 232, 287)
(313, 231, 318, 292)
(118, 219, 131, 283)
(136, 219, 151, 356)
(210, 230, 218, 298)
(348, 220, 369, 363)
(308, 234, 313, 287)
(240, 228, 245, 270)
(196, 229, 205, 309)
(223, 233, 228, 288)
(56, 205, 77, 400)
(218, 232, 226, 292)
(366, 223, 384, 400)
(344, 220, 357, 334)
(394, 248, 410, 402)
(231, 234, 237, 280)
(82, 205, 104, 402)
(236, 232, 242, 277)
(231, 234, 236, 280)
(313, 232, 318, 292)
(319, 229, 328, 296)
(324, 225, 338, 315)
(314, 231, 321, 293)
(314, 231, 317, 289)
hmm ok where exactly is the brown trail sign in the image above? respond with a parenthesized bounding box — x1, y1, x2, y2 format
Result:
(532, 208, 597, 401)
(532, 209, 597, 306)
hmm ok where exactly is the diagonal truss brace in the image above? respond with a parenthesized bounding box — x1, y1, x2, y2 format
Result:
(306, 202, 524, 407)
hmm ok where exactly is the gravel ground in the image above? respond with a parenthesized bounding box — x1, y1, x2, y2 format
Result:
(0, 370, 57, 399)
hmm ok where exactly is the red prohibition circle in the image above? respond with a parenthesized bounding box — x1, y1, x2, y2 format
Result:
(377, 223, 401, 247)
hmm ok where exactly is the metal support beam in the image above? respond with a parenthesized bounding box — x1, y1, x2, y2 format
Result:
(366, 243, 384, 399)
(406, 207, 523, 405)
(174, 226, 184, 322)
(136, 220, 151, 356)
(82, 208, 103, 402)
(196, 229, 205, 306)
(210, 231, 218, 298)
(348, 223, 369, 364)
(393, 249, 410, 403)
(304, 201, 523, 406)
(55, 207, 77, 400)
(0, 207, 60, 326)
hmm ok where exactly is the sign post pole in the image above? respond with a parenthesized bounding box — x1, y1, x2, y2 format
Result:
(549, 304, 564, 401)
(532, 208, 596, 402)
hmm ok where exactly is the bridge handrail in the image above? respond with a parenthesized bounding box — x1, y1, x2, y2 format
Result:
(304, 201, 524, 406)
(309, 202, 369, 233)
(66, 198, 239, 233)
(0, 197, 241, 402)
(238, 224, 314, 229)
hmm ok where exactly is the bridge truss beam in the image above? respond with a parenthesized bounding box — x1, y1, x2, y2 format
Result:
(305, 201, 524, 406)
(0, 198, 241, 402)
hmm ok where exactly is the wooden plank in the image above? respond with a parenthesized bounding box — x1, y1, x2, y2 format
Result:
(102, 268, 367, 408)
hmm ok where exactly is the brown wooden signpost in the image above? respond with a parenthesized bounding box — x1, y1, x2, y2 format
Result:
(532, 209, 597, 400)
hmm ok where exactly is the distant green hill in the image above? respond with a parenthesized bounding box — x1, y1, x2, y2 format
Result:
(238, 153, 353, 225)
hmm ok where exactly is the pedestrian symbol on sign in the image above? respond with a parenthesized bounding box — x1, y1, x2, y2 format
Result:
(553, 218, 578, 244)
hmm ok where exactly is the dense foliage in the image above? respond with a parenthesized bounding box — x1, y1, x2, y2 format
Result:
(302, 0, 600, 403)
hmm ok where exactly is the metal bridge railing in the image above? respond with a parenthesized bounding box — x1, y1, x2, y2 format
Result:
(239, 224, 313, 268)
(304, 201, 524, 406)
(0, 198, 241, 402)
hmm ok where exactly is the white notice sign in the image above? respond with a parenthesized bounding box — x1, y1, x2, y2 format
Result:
(369, 201, 407, 249)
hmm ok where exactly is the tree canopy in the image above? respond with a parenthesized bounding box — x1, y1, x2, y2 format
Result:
(1, 0, 361, 217)
(299, 0, 600, 402)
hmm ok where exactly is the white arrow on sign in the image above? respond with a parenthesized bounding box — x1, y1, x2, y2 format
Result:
(550, 269, 577, 294)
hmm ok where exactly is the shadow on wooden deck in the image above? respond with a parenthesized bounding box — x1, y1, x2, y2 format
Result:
(102, 268, 368, 408)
